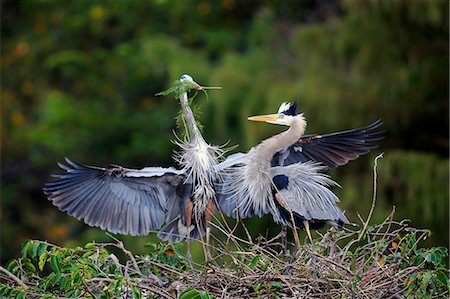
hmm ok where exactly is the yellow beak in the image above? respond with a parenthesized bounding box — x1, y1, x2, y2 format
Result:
(247, 114, 279, 122)
(191, 81, 203, 90)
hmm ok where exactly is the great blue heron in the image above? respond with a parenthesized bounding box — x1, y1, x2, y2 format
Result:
(157, 74, 226, 259)
(43, 75, 223, 260)
(218, 101, 382, 251)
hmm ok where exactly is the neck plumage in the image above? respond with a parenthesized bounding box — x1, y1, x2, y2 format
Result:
(255, 115, 307, 162)
(179, 92, 203, 141)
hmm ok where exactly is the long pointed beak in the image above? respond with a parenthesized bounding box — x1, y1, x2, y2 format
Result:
(189, 81, 222, 91)
(191, 80, 203, 90)
(247, 114, 279, 123)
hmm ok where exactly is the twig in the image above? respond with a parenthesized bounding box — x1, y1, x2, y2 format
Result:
(105, 234, 164, 286)
(359, 152, 384, 241)
(0, 265, 28, 289)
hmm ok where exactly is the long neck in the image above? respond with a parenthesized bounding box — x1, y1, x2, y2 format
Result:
(179, 92, 203, 140)
(255, 116, 307, 162)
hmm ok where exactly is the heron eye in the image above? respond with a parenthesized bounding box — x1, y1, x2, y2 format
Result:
(180, 74, 191, 81)
(278, 114, 285, 119)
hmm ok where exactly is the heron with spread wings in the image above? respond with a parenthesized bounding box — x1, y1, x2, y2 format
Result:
(218, 101, 383, 250)
(43, 75, 224, 261)
(157, 75, 226, 255)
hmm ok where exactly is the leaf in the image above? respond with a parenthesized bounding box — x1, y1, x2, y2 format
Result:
(253, 282, 263, 292)
(37, 242, 48, 257)
(30, 241, 40, 258)
(5, 259, 18, 272)
(144, 242, 157, 250)
(199, 290, 212, 299)
(114, 279, 122, 297)
(250, 255, 261, 267)
(85, 242, 96, 249)
(16, 291, 26, 299)
(24, 259, 37, 274)
(39, 253, 48, 271)
(270, 281, 283, 289)
(435, 272, 449, 289)
(2, 287, 13, 297)
(50, 254, 61, 273)
(72, 272, 82, 286)
(21, 240, 32, 258)
(180, 288, 201, 299)
(422, 271, 432, 286)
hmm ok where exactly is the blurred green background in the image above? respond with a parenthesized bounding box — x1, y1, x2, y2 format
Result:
(1, 0, 448, 264)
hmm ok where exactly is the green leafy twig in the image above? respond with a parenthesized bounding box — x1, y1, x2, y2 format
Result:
(155, 79, 221, 99)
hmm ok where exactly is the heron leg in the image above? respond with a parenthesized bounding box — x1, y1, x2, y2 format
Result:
(185, 200, 194, 271)
(275, 193, 301, 275)
(303, 219, 317, 278)
(303, 220, 316, 252)
(284, 237, 298, 275)
(275, 193, 300, 252)
(281, 226, 289, 257)
(205, 198, 219, 266)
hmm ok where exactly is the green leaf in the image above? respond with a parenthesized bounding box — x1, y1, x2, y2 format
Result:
(422, 271, 432, 286)
(435, 272, 449, 289)
(3, 288, 14, 297)
(30, 241, 39, 258)
(270, 281, 283, 289)
(73, 272, 82, 286)
(38, 253, 47, 271)
(37, 242, 48, 257)
(21, 240, 32, 258)
(0, 286, 7, 295)
(16, 291, 26, 299)
(199, 290, 213, 299)
(114, 279, 123, 297)
(132, 286, 142, 299)
(82, 251, 95, 258)
(85, 242, 96, 249)
(180, 288, 201, 299)
(24, 259, 37, 274)
(50, 254, 61, 273)
(250, 255, 261, 267)
(5, 259, 18, 272)
(262, 261, 270, 270)
(144, 242, 157, 249)
(253, 282, 263, 292)
(355, 274, 362, 282)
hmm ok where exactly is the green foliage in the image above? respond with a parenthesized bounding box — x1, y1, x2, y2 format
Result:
(1, 239, 191, 298)
(180, 288, 216, 299)
(155, 79, 201, 99)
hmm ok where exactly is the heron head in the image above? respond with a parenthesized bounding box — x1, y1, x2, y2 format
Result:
(179, 74, 202, 90)
(247, 101, 302, 126)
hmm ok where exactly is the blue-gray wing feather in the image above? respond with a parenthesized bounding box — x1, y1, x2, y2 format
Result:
(271, 120, 384, 168)
(43, 158, 186, 236)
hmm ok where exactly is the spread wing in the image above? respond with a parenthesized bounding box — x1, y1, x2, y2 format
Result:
(271, 120, 384, 168)
(43, 158, 187, 236)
